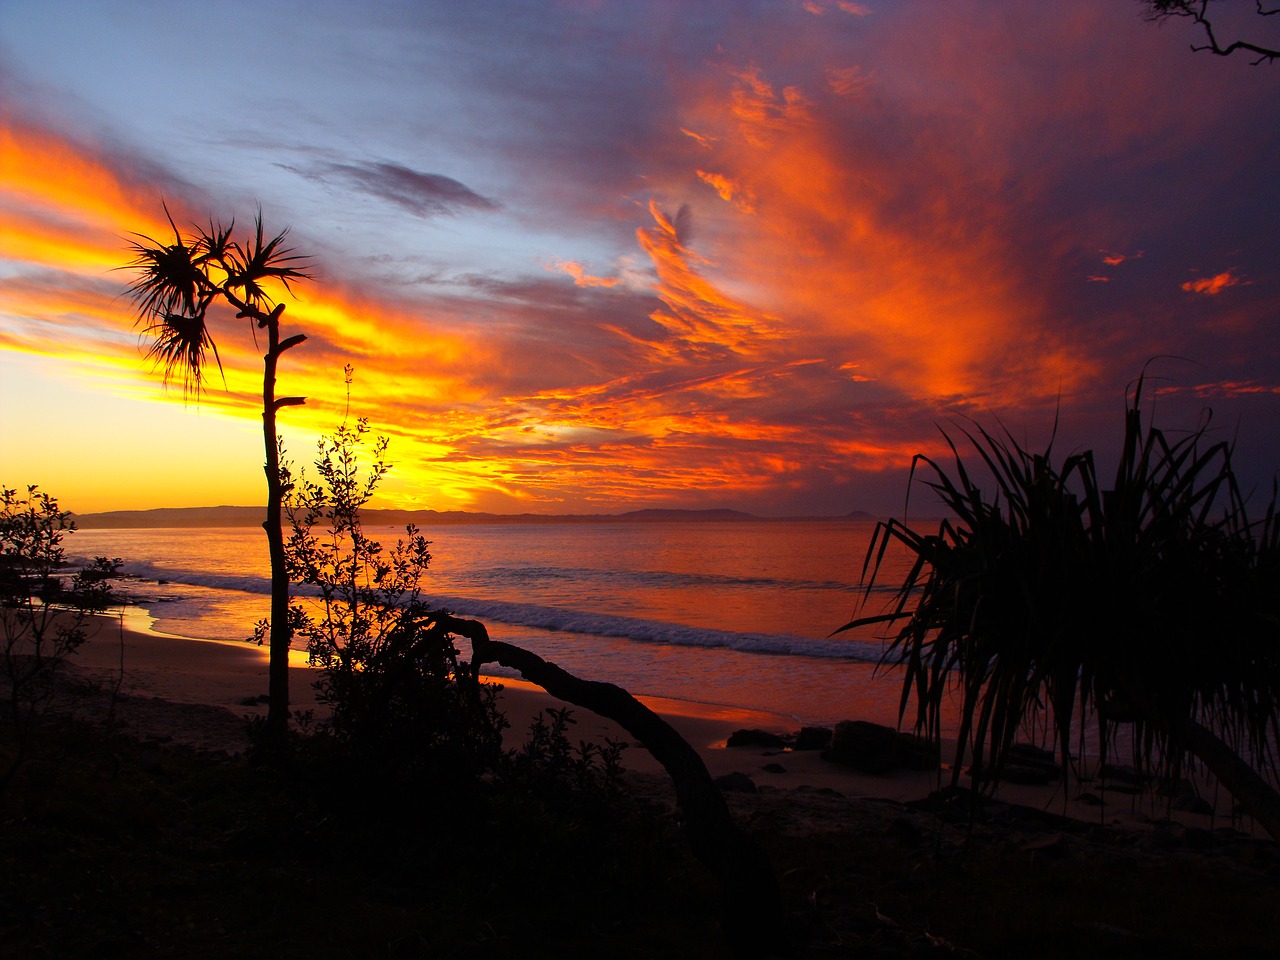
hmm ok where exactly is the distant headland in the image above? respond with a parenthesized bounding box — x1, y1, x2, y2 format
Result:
(71, 505, 876, 529)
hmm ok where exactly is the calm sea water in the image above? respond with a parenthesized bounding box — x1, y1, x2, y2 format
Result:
(68, 520, 921, 727)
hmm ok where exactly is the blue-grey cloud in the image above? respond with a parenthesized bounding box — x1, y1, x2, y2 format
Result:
(287, 160, 498, 217)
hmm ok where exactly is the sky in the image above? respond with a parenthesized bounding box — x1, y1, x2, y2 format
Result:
(2, 0, 1278, 518)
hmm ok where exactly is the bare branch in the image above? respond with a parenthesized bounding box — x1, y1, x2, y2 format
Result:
(1143, 0, 1280, 64)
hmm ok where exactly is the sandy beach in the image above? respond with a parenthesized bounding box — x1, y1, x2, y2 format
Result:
(58, 610, 1256, 839)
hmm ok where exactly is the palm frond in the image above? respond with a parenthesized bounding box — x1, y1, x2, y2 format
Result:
(223, 210, 313, 310)
(124, 207, 211, 320)
(123, 206, 313, 392)
(125, 206, 222, 392)
(139, 311, 224, 398)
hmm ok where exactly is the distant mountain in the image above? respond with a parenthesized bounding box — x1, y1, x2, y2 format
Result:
(71, 506, 264, 529)
(613, 508, 758, 522)
(71, 504, 876, 529)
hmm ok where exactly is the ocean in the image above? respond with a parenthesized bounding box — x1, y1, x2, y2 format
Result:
(67, 519, 923, 728)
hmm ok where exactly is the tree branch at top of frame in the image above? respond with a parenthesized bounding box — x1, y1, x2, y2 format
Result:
(1144, 0, 1280, 65)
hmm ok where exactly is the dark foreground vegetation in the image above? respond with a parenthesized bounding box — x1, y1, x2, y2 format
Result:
(845, 381, 1280, 842)
(3, 709, 1280, 960)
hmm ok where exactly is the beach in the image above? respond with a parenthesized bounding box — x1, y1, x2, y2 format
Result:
(63, 612, 1254, 835)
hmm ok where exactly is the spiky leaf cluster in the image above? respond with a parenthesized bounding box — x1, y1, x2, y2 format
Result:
(125, 205, 311, 396)
(842, 379, 1280, 796)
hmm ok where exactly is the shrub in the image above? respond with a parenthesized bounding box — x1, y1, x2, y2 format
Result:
(1, 485, 119, 784)
(281, 418, 505, 780)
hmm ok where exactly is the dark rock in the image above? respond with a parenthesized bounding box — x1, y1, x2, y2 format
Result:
(1174, 826, 1217, 849)
(715, 771, 758, 793)
(1185, 797, 1215, 817)
(1159, 778, 1215, 815)
(823, 720, 898, 773)
(793, 726, 832, 751)
(895, 732, 941, 771)
(761, 762, 787, 774)
(1006, 742, 1057, 765)
(822, 720, 940, 774)
(726, 728, 788, 749)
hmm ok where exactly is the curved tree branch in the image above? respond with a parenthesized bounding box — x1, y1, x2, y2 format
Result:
(437, 614, 785, 957)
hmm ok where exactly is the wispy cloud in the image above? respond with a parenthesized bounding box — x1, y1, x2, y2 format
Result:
(286, 160, 498, 217)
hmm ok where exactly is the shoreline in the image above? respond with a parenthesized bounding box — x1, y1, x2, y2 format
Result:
(61, 611, 1266, 838)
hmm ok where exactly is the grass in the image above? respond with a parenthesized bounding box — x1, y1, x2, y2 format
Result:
(3, 715, 1279, 959)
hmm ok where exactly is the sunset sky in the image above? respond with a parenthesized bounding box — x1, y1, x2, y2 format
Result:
(2, 1, 1278, 517)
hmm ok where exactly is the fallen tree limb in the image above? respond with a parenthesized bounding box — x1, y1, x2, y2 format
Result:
(437, 614, 785, 957)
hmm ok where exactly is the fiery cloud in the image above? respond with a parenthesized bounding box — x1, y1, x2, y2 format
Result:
(1182, 271, 1243, 295)
(550, 260, 620, 288)
(670, 62, 1084, 404)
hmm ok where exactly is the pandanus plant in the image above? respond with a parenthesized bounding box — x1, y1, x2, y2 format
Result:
(125, 205, 312, 747)
(842, 380, 1280, 838)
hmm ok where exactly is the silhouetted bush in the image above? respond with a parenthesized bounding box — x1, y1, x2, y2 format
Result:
(1, 485, 119, 787)
(280, 415, 505, 781)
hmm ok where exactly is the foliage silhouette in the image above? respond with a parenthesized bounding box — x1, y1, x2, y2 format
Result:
(125, 206, 312, 748)
(842, 382, 1280, 838)
(0, 485, 118, 788)
(281, 414, 504, 778)
(505, 706, 628, 813)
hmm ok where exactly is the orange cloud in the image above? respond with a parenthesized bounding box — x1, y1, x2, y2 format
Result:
(804, 0, 873, 14)
(1182, 271, 1242, 295)
(550, 260, 620, 288)
(727, 67, 812, 148)
(696, 170, 756, 213)
(1100, 250, 1143, 267)
(669, 63, 1085, 404)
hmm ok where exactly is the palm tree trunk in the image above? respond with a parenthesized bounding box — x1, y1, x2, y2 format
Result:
(253, 303, 306, 749)
(261, 310, 290, 746)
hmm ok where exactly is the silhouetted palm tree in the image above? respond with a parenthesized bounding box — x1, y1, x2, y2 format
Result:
(842, 381, 1280, 839)
(126, 205, 312, 747)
